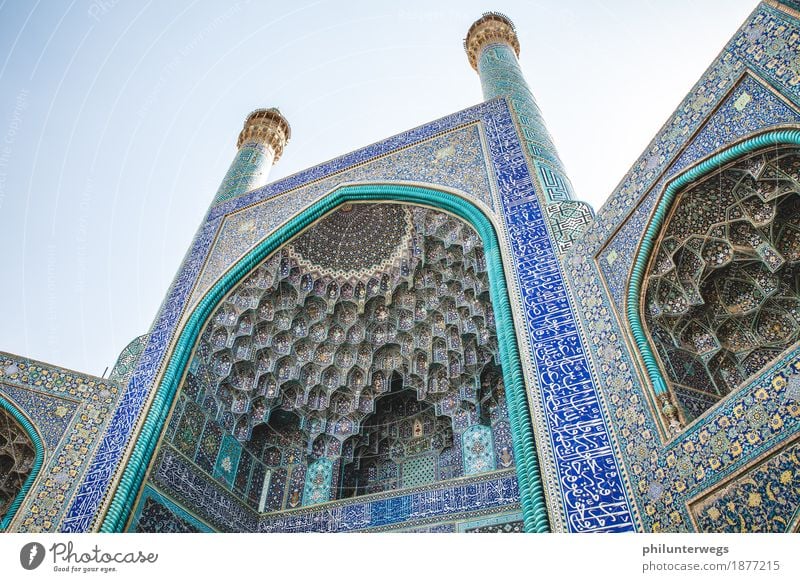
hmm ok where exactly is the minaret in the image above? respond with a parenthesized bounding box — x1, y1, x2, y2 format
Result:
(465, 13, 593, 253)
(211, 108, 291, 206)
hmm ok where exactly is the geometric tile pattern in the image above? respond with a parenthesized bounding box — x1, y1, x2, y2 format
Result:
(213, 435, 242, 488)
(476, 43, 573, 197)
(476, 40, 593, 253)
(463, 519, 524, 533)
(152, 445, 259, 532)
(600, 74, 800, 313)
(564, 2, 800, 532)
(474, 46, 634, 531)
(497, 187, 636, 526)
(0, 406, 35, 522)
(212, 143, 273, 205)
(402, 455, 437, 488)
(466, 520, 524, 532)
(86, 94, 634, 532)
(570, 249, 800, 532)
(149, 435, 520, 532)
(0, 384, 78, 448)
(260, 469, 520, 532)
(131, 487, 207, 533)
(285, 203, 413, 283)
(400, 523, 457, 532)
(0, 353, 121, 532)
(142, 199, 519, 522)
(302, 458, 333, 506)
(189, 204, 500, 445)
(546, 200, 595, 254)
(108, 335, 148, 388)
(31, 2, 799, 533)
(65, 19, 646, 528)
(595, 6, 800, 307)
(462, 424, 496, 475)
(643, 146, 800, 422)
(340, 387, 467, 497)
(492, 419, 514, 469)
(133, 497, 201, 533)
(396, 509, 525, 532)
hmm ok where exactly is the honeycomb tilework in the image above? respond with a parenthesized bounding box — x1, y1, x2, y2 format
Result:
(189, 124, 495, 312)
(599, 74, 800, 313)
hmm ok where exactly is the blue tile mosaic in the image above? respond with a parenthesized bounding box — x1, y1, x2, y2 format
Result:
(562, 2, 800, 531)
(599, 74, 800, 313)
(0, 384, 78, 448)
(62, 94, 635, 532)
(0, 353, 122, 532)
(60, 4, 800, 533)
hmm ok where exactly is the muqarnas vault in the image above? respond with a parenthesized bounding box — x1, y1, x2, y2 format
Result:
(2, 1, 800, 533)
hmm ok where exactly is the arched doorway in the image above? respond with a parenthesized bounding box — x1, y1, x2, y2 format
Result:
(0, 397, 43, 530)
(111, 185, 547, 533)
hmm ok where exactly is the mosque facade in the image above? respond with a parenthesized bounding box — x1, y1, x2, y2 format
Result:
(2, 1, 800, 533)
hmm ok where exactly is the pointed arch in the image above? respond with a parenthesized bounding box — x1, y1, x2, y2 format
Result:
(101, 183, 549, 533)
(627, 129, 800, 426)
(0, 395, 45, 530)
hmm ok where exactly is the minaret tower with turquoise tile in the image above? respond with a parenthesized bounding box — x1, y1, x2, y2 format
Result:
(211, 108, 291, 206)
(465, 13, 593, 253)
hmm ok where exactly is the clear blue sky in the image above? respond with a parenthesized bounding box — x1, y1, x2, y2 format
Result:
(0, 0, 757, 376)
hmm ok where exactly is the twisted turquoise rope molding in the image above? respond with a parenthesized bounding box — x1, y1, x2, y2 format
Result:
(626, 129, 800, 398)
(100, 184, 550, 533)
(0, 395, 45, 531)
